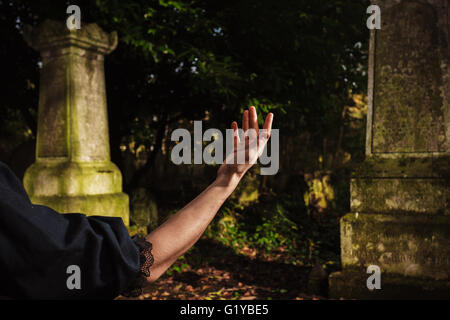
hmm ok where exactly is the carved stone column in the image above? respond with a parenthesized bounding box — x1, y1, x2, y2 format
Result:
(23, 20, 129, 225)
(329, 0, 450, 298)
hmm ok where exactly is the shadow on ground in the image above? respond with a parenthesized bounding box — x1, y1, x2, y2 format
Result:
(119, 238, 328, 300)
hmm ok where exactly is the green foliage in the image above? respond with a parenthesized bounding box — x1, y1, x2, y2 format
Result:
(205, 207, 249, 250)
(166, 255, 190, 276)
(1, 0, 369, 171)
(251, 204, 299, 252)
(204, 194, 340, 267)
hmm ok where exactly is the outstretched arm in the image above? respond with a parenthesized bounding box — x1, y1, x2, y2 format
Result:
(145, 106, 273, 282)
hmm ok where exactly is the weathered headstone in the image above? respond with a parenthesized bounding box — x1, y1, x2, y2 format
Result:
(329, 0, 450, 298)
(22, 20, 129, 225)
(130, 187, 158, 234)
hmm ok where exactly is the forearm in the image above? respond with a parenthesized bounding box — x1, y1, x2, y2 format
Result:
(144, 173, 241, 282)
(142, 107, 273, 284)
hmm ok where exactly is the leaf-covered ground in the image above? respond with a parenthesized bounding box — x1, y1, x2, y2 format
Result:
(118, 237, 328, 300)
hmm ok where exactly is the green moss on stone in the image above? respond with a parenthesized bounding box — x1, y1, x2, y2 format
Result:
(372, 1, 446, 153)
(340, 213, 450, 279)
(31, 192, 129, 225)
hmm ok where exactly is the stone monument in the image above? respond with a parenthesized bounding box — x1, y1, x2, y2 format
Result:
(329, 0, 450, 298)
(23, 20, 129, 225)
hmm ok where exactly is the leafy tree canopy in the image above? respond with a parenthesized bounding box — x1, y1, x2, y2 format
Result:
(0, 0, 369, 186)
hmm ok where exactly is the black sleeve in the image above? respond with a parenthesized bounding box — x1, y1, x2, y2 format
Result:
(0, 161, 151, 299)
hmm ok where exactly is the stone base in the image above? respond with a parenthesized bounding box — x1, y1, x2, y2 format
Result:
(329, 269, 450, 299)
(350, 156, 450, 214)
(351, 177, 449, 214)
(24, 160, 129, 225)
(31, 193, 129, 225)
(340, 213, 450, 279)
(331, 212, 450, 299)
(24, 160, 124, 196)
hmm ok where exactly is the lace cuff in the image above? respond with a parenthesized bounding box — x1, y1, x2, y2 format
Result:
(121, 236, 154, 297)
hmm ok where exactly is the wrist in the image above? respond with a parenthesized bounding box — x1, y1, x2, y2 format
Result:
(214, 172, 242, 189)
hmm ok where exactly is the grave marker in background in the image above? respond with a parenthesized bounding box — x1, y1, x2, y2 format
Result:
(329, 0, 450, 298)
(23, 20, 129, 224)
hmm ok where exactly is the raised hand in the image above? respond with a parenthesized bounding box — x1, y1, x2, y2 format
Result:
(217, 106, 274, 185)
(145, 107, 273, 282)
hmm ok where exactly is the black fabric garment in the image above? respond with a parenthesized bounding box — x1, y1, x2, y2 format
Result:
(0, 161, 142, 299)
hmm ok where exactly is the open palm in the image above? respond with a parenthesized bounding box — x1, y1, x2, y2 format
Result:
(217, 106, 274, 179)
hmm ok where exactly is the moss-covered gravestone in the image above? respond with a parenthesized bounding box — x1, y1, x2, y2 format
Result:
(22, 20, 129, 225)
(329, 0, 450, 298)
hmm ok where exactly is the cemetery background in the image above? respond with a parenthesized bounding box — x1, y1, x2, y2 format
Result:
(1, 0, 448, 299)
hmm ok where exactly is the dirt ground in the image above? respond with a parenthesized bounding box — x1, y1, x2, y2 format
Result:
(118, 237, 327, 300)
